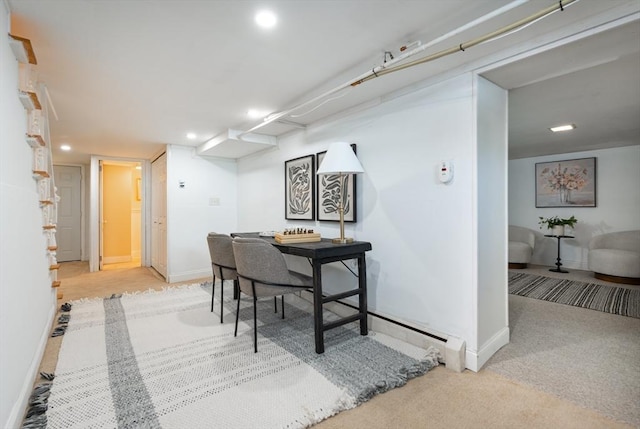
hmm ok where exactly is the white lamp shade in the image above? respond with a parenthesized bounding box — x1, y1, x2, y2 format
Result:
(316, 142, 364, 175)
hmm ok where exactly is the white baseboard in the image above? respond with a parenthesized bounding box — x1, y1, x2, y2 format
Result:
(167, 269, 211, 284)
(465, 326, 510, 372)
(6, 292, 57, 429)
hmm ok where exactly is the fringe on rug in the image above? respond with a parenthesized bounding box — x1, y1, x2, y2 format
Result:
(355, 346, 441, 404)
(51, 303, 73, 337)
(22, 374, 54, 429)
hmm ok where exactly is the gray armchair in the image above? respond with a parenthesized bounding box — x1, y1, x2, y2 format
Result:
(509, 225, 536, 268)
(232, 237, 313, 352)
(206, 233, 239, 323)
(588, 230, 640, 285)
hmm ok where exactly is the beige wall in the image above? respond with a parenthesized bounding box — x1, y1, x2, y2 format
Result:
(103, 165, 132, 261)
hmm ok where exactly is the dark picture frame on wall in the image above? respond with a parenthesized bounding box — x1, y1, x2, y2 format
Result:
(316, 144, 357, 222)
(535, 157, 596, 208)
(284, 154, 315, 220)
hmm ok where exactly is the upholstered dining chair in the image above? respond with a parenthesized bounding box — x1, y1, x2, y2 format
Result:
(231, 237, 314, 352)
(206, 233, 239, 323)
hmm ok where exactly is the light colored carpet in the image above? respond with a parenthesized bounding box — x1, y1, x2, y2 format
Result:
(486, 275, 640, 426)
(28, 262, 635, 428)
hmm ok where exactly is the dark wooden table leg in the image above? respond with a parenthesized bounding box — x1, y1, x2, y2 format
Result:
(313, 261, 324, 354)
(549, 236, 568, 273)
(358, 254, 368, 336)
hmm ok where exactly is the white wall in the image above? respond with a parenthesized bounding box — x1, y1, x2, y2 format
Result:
(0, 7, 57, 428)
(475, 76, 509, 368)
(509, 145, 640, 269)
(165, 144, 238, 282)
(238, 73, 507, 370)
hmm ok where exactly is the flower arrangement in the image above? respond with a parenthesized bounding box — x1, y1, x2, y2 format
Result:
(538, 215, 578, 229)
(539, 163, 588, 204)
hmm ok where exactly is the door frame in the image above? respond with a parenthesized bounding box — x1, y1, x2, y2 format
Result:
(89, 155, 150, 272)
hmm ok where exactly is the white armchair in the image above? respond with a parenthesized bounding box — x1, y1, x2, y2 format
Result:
(509, 225, 536, 269)
(588, 230, 640, 285)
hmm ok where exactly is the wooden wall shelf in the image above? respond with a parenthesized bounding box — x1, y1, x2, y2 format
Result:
(49, 264, 60, 271)
(26, 134, 46, 148)
(18, 90, 42, 110)
(33, 170, 50, 179)
(9, 34, 37, 65)
(42, 225, 56, 230)
(52, 281, 61, 288)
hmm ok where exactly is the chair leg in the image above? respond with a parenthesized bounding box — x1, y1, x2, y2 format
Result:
(281, 295, 285, 319)
(233, 280, 239, 300)
(210, 275, 216, 312)
(234, 293, 241, 337)
(274, 296, 277, 313)
(253, 295, 258, 353)
(220, 275, 224, 324)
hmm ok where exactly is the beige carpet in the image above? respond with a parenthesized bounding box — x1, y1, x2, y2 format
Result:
(30, 262, 633, 428)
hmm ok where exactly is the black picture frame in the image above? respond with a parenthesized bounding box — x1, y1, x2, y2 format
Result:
(535, 157, 596, 208)
(284, 154, 315, 220)
(316, 144, 357, 222)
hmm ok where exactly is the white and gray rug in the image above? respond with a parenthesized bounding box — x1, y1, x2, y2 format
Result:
(25, 283, 438, 428)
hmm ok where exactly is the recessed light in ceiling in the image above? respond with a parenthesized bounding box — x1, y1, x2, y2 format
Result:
(255, 10, 277, 28)
(60, 144, 71, 151)
(186, 132, 197, 140)
(549, 124, 576, 132)
(247, 109, 269, 119)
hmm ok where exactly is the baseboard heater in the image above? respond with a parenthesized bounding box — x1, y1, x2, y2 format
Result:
(297, 290, 464, 372)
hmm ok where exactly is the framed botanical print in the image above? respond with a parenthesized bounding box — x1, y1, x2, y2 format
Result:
(284, 154, 315, 220)
(316, 144, 357, 222)
(535, 157, 596, 207)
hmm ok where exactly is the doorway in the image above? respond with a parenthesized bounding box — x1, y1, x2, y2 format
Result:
(99, 160, 142, 270)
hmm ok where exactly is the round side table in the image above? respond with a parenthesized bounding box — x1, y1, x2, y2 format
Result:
(544, 234, 574, 273)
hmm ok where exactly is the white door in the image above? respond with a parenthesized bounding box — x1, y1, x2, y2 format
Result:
(54, 165, 82, 262)
(151, 153, 167, 278)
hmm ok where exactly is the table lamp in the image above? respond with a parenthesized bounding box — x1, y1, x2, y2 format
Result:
(316, 142, 364, 243)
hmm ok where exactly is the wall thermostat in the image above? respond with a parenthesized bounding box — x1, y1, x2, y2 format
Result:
(438, 161, 453, 183)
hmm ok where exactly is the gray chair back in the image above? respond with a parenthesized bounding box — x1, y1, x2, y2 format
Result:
(207, 233, 238, 279)
(232, 237, 292, 295)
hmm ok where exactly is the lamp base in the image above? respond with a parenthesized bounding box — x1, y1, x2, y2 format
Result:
(331, 237, 354, 244)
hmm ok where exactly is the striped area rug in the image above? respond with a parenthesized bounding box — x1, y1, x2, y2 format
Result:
(509, 272, 640, 318)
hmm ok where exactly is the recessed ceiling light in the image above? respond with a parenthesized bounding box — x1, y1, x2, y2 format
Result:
(255, 10, 277, 28)
(247, 109, 268, 119)
(549, 124, 576, 132)
(60, 144, 71, 151)
(186, 132, 197, 140)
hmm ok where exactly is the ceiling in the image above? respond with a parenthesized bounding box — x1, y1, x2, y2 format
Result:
(6, 0, 640, 164)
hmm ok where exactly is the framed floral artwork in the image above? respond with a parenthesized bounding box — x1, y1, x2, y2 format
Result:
(284, 154, 315, 220)
(535, 157, 596, 207)
(316, 144, 357, 222)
